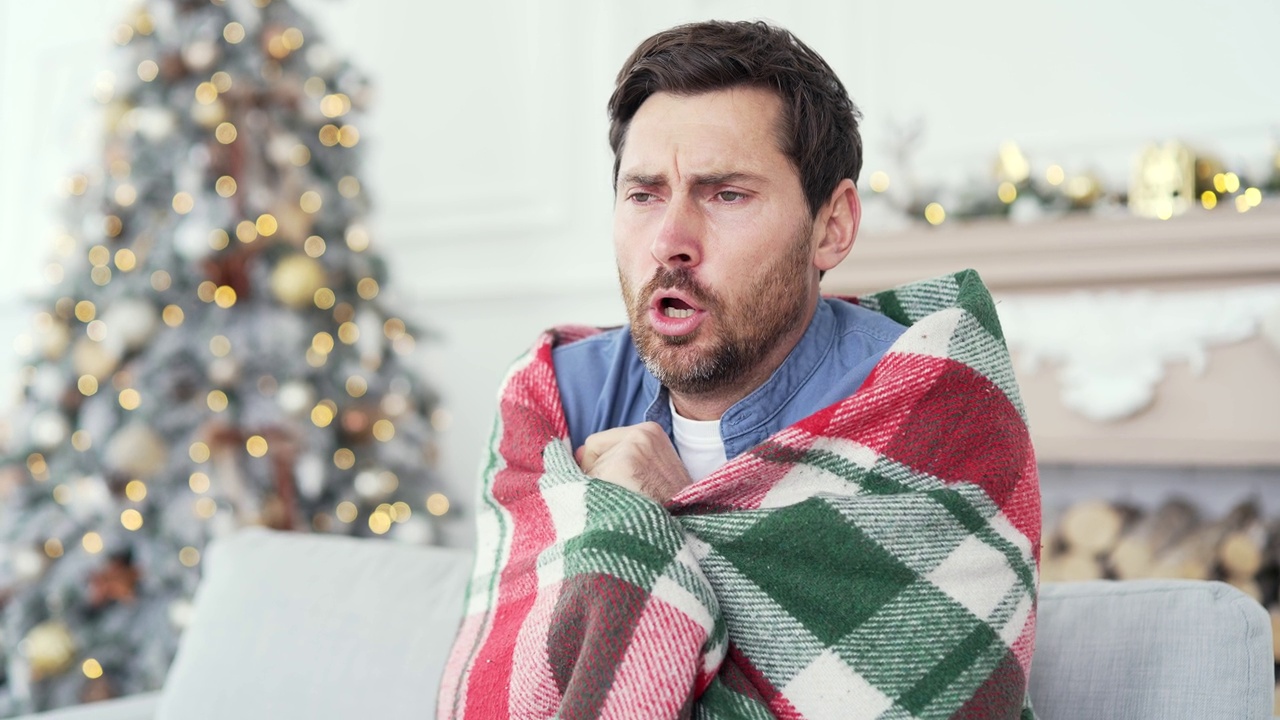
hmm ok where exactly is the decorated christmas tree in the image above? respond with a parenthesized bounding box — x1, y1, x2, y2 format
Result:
(0, 0, 445, 713)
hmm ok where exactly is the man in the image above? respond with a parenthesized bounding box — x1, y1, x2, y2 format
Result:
(440, 21, 1039, 720)
(556, 21, 906, 503)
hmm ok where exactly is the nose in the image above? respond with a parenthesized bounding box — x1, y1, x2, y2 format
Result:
(650, 195, 702, 269)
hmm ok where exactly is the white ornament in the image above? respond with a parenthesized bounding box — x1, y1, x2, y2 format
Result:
(266, 133, 301, 165)
(276, 381, 313, 417)
(999, 285, 1280, 422)
(208, 357, 240, 385)
(174, 214, 214, 260)
(67, 475, 112, 522)
(182, 40, 219, 72)
(101, 299, 159, 352)
(295, 454, 325, 500)
(12, 548, 45, 582)
(354, 470, 382, 499)
(30, 411, 69, 449)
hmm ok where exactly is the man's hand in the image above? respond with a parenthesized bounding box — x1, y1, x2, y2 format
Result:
(575, 422, 692, 504)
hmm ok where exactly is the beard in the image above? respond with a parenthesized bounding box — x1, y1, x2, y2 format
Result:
(621, 221, 815, 396)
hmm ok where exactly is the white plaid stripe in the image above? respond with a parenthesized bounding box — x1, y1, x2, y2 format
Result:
(784, 650, 895, 720)
(926, 535, 1020, 621)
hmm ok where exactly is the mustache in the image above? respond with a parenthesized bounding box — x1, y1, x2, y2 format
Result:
(640, 267, 718, 310)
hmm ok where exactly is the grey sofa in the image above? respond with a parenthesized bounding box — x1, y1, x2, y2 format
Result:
(11, 528, 1274, 719)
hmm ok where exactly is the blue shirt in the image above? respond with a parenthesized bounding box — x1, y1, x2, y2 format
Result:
(552, 297, 908, 459)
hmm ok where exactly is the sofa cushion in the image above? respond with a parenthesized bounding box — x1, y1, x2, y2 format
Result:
(1030, 579, 1273, 720)
(156, 529, 471, 720)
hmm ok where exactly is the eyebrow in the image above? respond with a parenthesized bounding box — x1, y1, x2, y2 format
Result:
(619, 171, 765, 188)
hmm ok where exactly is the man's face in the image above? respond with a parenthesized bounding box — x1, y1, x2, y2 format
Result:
(613, 87, 820, 396)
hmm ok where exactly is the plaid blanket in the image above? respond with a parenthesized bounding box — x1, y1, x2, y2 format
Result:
(438, 270, 1040, 719)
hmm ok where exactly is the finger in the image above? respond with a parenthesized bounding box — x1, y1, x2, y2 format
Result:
(577, 425, 635, 471)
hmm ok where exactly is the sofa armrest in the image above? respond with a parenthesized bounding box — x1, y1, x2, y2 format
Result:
(1031, 579, 1273, 720)
(7, 692, 159, 720)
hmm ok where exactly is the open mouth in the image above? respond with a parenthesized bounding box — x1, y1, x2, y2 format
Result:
(647, 290, 707, 337)
(660, 297, 696, 319)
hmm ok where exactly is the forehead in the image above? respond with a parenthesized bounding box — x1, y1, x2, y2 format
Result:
(618, 87, 790, 178)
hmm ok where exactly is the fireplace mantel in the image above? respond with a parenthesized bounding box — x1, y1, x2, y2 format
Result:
(825, 204, 1280, 295)
(823, 205, 1280, 467)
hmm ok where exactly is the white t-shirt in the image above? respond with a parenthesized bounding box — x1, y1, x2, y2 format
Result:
(670, 399, 729, 482)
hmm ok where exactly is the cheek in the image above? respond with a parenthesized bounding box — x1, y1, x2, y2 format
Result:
(613, 220, 651, 271)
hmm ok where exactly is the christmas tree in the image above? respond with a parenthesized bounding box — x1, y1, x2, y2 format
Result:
(0, 0, 445, 713)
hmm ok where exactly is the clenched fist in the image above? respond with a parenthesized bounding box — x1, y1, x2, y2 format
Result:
(575, 422, 692, 504)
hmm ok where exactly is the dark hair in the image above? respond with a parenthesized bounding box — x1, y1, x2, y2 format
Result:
(608, 20, 862, 217)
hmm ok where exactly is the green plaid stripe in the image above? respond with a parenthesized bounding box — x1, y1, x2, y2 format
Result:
(859, 272, 966, 326)
(801, 450, 1036, 593)
(688, 540, 828, 683)
(833, 581, 989, 699)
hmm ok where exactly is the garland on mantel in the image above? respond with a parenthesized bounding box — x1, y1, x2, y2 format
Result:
(861, 135, 1280, 229)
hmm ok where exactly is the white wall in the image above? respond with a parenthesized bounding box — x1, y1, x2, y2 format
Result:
(2, 1, 1278, 546)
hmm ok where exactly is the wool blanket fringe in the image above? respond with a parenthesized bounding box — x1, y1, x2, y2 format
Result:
(438, 270, 1041, 719)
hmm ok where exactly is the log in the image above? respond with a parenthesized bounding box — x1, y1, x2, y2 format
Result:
(1059, 500, 1135, 556)
(1109, 498, 1199, 579)
(1219, 519, 1267, 579)
(1256, 519, 1280, 607)
(1041, 550, 1105, 583)
(1149, 500, 1260, 581)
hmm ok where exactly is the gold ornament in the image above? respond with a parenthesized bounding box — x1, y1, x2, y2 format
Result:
(104, 423, 168, 479)
(270, 254, 327, 309)
(191, 99, 227, 128)
(37, 322, 71, 360)
(72, 338, 120, 379)
(268, 199, 313, 244)
(24, 621, 76, 680)
(1129, 141, 1195, 219)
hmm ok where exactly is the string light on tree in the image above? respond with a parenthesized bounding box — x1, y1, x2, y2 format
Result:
(0, 0, 443, 714)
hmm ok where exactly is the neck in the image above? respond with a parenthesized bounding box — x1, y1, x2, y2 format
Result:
(669, 299, 818, 421)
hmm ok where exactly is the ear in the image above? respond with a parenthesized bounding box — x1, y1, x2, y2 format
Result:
(813, 179, 860, 273)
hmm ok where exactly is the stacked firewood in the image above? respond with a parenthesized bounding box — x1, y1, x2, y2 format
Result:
(1041, 497, 1280, 711)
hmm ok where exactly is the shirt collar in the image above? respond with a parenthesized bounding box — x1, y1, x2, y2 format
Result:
(640, 298, 833, 446)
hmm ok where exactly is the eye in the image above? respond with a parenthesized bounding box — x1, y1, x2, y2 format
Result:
(716, 190, 746, 202)
(628, 191, 657, 204)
